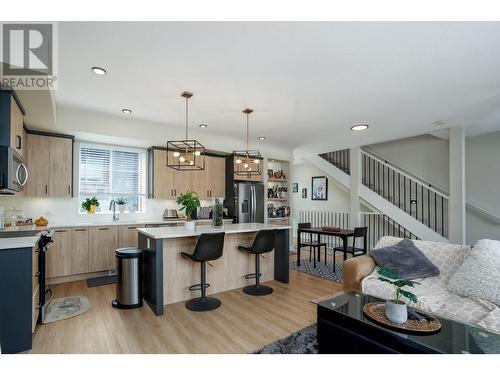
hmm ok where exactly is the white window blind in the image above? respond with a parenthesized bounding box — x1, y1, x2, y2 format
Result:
(79, 144, 146, 212)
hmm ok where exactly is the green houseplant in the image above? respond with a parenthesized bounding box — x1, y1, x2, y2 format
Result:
(176, 191, 200, 230)
(81, 197, 100, 214)
(116, 197, 128, 213)
(378, 266, 420, 324)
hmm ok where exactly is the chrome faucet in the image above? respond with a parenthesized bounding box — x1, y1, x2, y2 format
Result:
(109, 200, 119, 222)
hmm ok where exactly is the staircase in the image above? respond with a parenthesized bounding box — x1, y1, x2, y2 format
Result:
(304, 148, 449, 243)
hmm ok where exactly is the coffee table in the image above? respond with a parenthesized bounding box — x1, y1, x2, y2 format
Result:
(316, 292, 500, 354)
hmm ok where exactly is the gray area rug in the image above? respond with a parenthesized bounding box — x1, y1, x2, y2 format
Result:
(254, 324, 318, 354)
(289, 259, 343, 283)
(43, 296, 91, 324)
(86, 274, 117, 288)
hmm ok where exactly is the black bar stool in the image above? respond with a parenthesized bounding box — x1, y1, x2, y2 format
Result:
(181, 232, 225, 311)
(238, 229, 277, 296)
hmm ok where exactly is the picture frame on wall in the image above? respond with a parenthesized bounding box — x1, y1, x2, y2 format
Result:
(301, 188, 307, 198)
(293, 183, 298, 193)
(312, 176, 328, 200)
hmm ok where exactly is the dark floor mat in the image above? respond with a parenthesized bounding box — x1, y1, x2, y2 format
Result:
(86, 275, 117, 288)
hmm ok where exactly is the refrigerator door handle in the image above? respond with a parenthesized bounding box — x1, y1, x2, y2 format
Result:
(251, 185, 255, 222)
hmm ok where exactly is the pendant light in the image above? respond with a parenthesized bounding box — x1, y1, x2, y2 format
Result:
(167, 91, 205, 171)
(232, 108, 263, 177)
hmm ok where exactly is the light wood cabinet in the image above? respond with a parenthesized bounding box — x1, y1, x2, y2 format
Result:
(10, 95, 24, 157)
(46, 228, 72, 278)
(49, 137, 72, 197)
(180, 169, 205, 198)
(205, 156, 226, 198)
(118, 225, 145, 248)
(25, 133, 73, 197)
(25, 133, 50, 197)
(152, 149, 179, 199)
(71, 227, 89, 275)
(89, 226, 118, 272)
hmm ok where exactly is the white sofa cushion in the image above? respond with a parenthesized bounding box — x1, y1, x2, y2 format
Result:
(362, 236, 500, 333)
(448, 239, 500, 306)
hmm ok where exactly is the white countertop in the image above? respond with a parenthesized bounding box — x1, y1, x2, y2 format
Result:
(137, 223, 291, 239)
(0, 234, 40, 250)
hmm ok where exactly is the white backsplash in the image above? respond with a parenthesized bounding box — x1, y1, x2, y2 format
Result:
(0, 196, 214, 225)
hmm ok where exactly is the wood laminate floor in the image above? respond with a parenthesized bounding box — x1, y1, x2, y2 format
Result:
(30, 265, 343, 354)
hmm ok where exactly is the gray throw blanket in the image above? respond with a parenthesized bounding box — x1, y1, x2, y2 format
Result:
(370, 239, 440, 279)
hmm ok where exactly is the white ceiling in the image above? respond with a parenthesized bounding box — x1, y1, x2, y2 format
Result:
(42, 22, 500, 157)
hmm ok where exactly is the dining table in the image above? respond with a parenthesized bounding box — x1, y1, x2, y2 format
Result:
(296, 227, 357, 268)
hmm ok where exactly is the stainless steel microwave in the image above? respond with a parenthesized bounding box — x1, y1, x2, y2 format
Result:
(0, 146, 28, 194)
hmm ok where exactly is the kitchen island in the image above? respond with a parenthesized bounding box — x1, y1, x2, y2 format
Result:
(137, 223, 290, 315)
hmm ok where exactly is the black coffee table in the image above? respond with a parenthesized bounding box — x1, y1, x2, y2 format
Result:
(316, 292, 500, 354)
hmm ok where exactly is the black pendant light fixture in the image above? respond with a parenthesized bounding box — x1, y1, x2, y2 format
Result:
(232, 108, 263, 177)
(167, 91, 205, 171)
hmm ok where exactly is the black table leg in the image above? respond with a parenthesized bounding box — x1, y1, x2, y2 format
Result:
(297, 229, 301, 267)
(343, 236, 348, 262)
(317, 234, 321, 263)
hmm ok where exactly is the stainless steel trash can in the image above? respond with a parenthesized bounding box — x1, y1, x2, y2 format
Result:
(112, 247, 143, 309)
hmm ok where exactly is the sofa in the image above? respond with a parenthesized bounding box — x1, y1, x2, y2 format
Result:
(343, 236, 500, 334)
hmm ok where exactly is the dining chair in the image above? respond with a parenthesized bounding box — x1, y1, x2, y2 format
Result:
(333, 226, 368, 272)
(298, 222, 327, 268)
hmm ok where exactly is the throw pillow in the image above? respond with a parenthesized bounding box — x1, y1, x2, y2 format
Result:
(447, 239, 500, 306)
(370, 238, 440, 279)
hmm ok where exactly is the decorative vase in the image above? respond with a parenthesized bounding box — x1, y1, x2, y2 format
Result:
(212, 198, 223, 228)
(385, 300, 408, 324)
(185, 221, 196, 231)
(117, 204, 126, 213)
(88, 205, 97, 214)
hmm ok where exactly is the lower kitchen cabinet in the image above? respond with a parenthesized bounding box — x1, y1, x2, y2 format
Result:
(46, 228, 72, 278)
(89, 226, 118, 272)
(118, 225, 144, 248)
(71, 227, 89, 274)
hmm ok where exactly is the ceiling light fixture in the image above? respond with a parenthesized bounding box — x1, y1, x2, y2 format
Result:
(122, 108, 132, 115)
(232, 108, 263, 177)
(435, 120, 448, 126)
(351, 124, 369, 131)
(167, 91, 205, 171)
(91, 66, 107, 76)
(199, 124, 208, 128)
(258, 136, 266, 140)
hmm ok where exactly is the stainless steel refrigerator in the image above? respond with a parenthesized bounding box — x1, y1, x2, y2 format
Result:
(236, 183, 265, 223)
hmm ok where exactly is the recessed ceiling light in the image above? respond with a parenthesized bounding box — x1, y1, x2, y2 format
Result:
(435, 120, 447, 126)
(199, 124, 208, 128)
(351, 124, 369, 131)
(258, 136, 266, 140)
(91, 66, 107, 76)
(122, 108, 132, 115)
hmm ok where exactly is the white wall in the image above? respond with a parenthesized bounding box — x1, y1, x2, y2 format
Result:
(291, 160, 351, 237)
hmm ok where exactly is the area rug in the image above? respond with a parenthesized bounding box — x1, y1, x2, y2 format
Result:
(43, 296, 91, 324)
(289, 259, 343, 283)
(254, 324, 318, 354)
(86, 274, 117, 288)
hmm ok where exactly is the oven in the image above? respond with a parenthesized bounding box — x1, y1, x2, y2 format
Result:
(0, 146, 28, 194)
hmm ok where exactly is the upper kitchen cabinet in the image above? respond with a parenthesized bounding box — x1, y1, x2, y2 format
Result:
(0, 90, 26, 157)
(25, 132, 74, 197)
(148, 148, 179, 199)
(204, 156, 226, 198)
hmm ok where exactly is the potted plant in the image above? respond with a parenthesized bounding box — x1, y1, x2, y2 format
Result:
(176, 191, 201, 230)
(81, 197, 100, 214)
(116, 197, 127, 213)
(378, 266, 420, 324)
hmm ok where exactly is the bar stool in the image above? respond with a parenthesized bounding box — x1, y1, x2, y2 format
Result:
(181, 232, 225, 311)
(238, 229, 277, 296)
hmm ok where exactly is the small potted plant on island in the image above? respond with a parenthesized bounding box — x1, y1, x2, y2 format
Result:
(81, 197, 100, 214)
(176, 191, 201, 230)
(116, 197, 127, 213)
(378, 266, 420, 324)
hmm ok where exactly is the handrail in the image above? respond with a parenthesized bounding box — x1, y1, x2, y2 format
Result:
(360, 148, 449, 199)
(362, 147, 500, 224)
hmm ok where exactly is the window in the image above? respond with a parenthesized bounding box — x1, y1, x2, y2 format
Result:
(79, 143, 146, 213)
